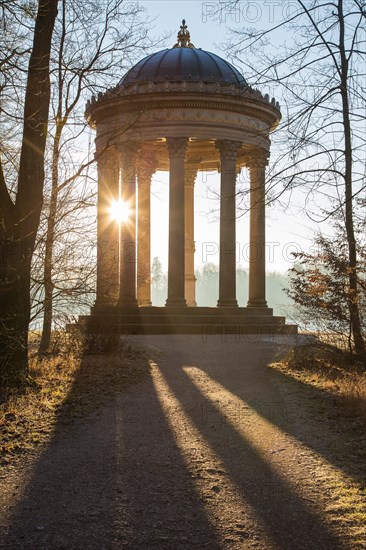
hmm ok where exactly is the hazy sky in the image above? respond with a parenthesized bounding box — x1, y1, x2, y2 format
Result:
(132, 1, 320, 272)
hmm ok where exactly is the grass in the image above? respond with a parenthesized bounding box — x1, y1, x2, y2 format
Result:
(0, 332, 150, 467)
(270, 339, 366, 547)
(272, 340, 366, 419)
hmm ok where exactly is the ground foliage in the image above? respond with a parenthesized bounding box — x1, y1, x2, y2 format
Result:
(0, 333, 150, 467)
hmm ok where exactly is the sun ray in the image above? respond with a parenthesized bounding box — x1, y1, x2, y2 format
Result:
(150, 360, 273, 547)
(183, 366, 363, 535)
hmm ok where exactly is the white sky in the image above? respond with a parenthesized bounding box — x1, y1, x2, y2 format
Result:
(133, 1, 322, 272)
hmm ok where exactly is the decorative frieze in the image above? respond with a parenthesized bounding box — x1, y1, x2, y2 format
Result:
(86, 81, 280, 110)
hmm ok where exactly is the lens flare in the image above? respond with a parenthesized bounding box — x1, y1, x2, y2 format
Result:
(110, 200, 130, 223)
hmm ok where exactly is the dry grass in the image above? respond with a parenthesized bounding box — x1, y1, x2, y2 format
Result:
(0, 332, 150, 467)
(273, 341, 366, 420)
(270, 341, 366, 546)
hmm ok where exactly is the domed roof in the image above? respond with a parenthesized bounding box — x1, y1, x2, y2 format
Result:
(119, 20, 247, 89)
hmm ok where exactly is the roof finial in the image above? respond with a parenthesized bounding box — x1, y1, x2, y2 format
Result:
(173, 19, 195, 48)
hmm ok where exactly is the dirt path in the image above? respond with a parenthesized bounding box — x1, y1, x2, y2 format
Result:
(0, 334, 365, 549)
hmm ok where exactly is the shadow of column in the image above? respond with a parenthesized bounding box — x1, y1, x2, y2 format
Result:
(200, 338, 366, 483)
(153, 336, 347, 549)
(0, 348, 221, 549)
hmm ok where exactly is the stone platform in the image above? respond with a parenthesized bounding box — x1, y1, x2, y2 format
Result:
(75, 306, 297, 337)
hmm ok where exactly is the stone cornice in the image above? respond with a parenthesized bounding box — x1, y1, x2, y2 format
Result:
(87, 80, 278, 105)
(85, 81, 281, 129)
(87, 98, 281, 136)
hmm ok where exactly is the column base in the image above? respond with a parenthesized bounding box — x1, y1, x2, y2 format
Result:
(247, 300, 268, 307)
(138, 300, 152, 307)
(92, 299, 116, 312)
(217, 298, 238, 307)
(187, 300, 197, 307)
(165, 298, 187, 307)
(118, 298, 139, 307)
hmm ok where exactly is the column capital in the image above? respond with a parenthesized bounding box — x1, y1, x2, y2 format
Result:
(137, 153, 157, 185)
(215, 140, 242, 161)
(184, 167, 198, 187)
(244, 149, 269, 169)
(166, 137, 189, 158)
(95, 145, 117, 167)
(119, 140, 140, 165)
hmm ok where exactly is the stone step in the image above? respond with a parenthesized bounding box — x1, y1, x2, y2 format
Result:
(71, 306, 298, 337)
(76, 321, 297, 336)
(79, 314, 286, 326)
(91, 306, 274, 317)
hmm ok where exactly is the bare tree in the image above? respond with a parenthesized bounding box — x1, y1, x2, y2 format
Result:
(0, 0, 59, 382)
(31, 170, 97, 337)
(226, 0, 366, 353)
(37, 0, 158, 354)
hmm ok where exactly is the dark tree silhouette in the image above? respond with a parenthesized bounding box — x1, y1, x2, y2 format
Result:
(0, 0, 59, 382)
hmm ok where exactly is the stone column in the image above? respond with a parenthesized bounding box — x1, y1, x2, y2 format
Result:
(137, 155, 156, 306)
(247, 150, 269, 307)
(118, 141, 139, 307)
(216, 140, 241, 307)
(185, 168, 197, 307)
(95, 147, 119, 307)
(166, 137, 188, 307)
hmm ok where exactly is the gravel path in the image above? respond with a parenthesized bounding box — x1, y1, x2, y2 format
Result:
(0, 334, 364, 549)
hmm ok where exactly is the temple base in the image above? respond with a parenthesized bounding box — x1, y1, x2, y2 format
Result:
(117, 298, 139, 308)
(72, 306, 297, 337)
(165, 299, 187, 307)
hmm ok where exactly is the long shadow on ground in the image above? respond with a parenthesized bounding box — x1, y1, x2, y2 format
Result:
(154, 335, 348, 550)
(0, 347, 221, 550)
(1, 334, 362, 549)
(197, 338, 366, 483)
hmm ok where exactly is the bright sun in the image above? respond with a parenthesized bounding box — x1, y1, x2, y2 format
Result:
(110, 200, 130, 223)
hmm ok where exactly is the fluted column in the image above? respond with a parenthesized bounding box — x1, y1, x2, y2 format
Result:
(95, 147, 119, 307)
(137, 155, 156, 306)
(185, 168, 197, 307)
(247, 150, 268, 307)
(166, 137, 188, 307)
(118, 141, 139, 307)
(216, 140, 241, 307)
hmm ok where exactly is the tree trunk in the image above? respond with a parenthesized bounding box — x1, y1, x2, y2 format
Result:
(0, 0, 59, 383)
(38, 128, 62, 356)
(338, 0, 365, 355)
(39, 0, 69, 356)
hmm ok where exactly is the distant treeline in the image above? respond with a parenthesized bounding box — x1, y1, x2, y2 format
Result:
(151, 259, 293, 317)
